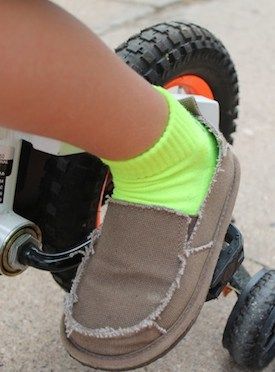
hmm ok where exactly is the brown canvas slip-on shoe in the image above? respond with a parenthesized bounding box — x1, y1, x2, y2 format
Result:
(61, 97, 241, 371)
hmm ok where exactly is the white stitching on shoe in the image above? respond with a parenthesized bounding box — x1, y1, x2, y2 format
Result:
(64, 232, 212, 339)
(185, 241, 214, 258)
(64, 228, 101, 330)
(187, 132, 227, 245)
(108, 199, 192, 218)
(179, 95, 232, 247)
(63, 100, 225, 339)
(153, 322, 167, 335)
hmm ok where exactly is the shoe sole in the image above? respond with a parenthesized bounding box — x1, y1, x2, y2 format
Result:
(60, 153, 240, 371)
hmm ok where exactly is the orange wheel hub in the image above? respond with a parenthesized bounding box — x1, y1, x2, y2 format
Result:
(165, 75, 214, 99)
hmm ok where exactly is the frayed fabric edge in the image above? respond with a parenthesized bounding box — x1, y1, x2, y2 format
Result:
(176, 95, 229, 245)
(187, 120, 228, 245)
(109, 198, 193, 219)
(64, 227, 101, 331)
(64, 235, 212, 339)
(63, 97, 220, 339)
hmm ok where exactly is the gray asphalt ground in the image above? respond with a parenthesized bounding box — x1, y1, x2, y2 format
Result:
(1, 0, 275, 371)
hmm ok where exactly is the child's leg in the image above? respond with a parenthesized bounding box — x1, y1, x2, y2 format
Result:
(0, 0, 168, 160)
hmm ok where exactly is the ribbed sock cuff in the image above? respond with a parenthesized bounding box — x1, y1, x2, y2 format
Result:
(101, 86, 206, 180)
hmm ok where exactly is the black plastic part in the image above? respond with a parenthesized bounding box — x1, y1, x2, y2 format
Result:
(223, 269, 275, 370)
(17, 224, 243, 302)
(14, 141, 32, 193)
(206, 224, 244, 301)
(229, 263, 251, 293)
(17, 240, 89, 273)
(37, 153, 106, 291)
(224, 269, 270, 332)
(259, 306, 275, 364)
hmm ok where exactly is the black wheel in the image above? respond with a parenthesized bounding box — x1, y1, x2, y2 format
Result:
(223, 269, 275, 370)
(37, 22, 239, 291)
(116, 21, 239, 143)
(37, 153, 106, 291)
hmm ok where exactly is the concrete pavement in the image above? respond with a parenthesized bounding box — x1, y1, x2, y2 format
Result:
(1, 0, 275, 371)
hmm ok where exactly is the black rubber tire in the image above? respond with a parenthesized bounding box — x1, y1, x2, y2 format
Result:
(223, 270, 275, 370)
(116, 21, 239, 143)
(38, 153, 106, 291)
(37, 22, 239, 291)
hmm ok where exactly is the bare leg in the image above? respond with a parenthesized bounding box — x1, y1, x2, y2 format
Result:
(0, 0, 168, 160)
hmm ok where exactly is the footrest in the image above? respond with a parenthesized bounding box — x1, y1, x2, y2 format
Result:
(207, 224, 244, 301)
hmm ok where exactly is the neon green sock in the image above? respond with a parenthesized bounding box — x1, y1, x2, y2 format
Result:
(101, 86, 218, 215)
